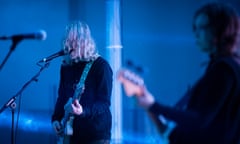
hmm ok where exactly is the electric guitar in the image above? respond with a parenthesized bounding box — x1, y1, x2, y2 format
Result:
(117, 69, 176, 143)
(57, 86, 85, 144)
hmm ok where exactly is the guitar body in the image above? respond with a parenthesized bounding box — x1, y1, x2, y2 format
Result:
(57, 135, 70, 144)
(63, 136, 71, 144)
(56, 115, 74, 144)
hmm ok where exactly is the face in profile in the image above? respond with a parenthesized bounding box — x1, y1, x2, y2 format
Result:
(64, 36, 85, 61)
(193, 14, 216, 54)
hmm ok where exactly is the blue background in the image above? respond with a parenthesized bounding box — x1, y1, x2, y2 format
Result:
(0, 0, 239, 143)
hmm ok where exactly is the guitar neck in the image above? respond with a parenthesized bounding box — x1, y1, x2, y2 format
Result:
(61, 112, 71, 127)
(73, 86, 84, 100)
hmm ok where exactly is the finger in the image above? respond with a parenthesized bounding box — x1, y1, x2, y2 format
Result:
(74, 99, 81, 107)
(71, 103, 83, 115)
(71, 103, 78, 111)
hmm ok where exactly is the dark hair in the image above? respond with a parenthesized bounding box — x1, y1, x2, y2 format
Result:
(193, 2, 239, 52)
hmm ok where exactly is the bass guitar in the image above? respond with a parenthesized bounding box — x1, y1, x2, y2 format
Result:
(117, 69, 176, 143)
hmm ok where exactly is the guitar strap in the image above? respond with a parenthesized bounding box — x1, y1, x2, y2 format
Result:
(74, 60, 94, 97)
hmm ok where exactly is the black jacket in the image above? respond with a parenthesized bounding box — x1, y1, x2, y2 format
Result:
(52, 57, 113, 143)
(149, 56, 240, 144)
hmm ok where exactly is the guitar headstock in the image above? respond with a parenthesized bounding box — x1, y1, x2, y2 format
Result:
(117, 69, 145, 97)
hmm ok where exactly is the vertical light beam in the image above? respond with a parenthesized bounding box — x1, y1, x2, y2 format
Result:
(106, 0, 123, 143)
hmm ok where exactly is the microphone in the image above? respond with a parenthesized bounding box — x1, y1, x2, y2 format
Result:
(0, 30, 47, 41)
(38, 50, 66, 63)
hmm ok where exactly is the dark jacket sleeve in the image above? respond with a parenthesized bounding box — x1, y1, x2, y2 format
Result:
(148, 60, 235, 130)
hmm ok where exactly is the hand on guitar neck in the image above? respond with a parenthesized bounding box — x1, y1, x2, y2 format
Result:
(117, 68, 176, 144)
(64, 97, 83, 116)
(117, 69, 155, 108)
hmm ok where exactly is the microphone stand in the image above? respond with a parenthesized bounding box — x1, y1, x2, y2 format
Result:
(0, 62, 50, 144)
(0, 39, 22, 71)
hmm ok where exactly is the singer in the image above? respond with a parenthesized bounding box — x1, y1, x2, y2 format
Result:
(51, 21, 113, 144)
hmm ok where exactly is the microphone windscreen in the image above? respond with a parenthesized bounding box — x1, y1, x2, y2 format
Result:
(38, 30, 47, 40)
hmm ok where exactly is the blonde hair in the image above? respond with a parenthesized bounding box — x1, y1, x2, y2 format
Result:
(62, 21, 99, 65)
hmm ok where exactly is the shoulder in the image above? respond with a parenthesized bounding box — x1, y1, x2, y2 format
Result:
(90, 57, 113, 81)
(210, 57, 240, 81)
(93, 57, 111, 68)
(94, 56, 109, 65)
(215, 57, 240, 72)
